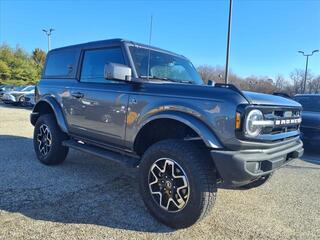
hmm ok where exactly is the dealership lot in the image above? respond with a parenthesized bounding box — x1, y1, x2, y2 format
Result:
(0, 104, 319, 240)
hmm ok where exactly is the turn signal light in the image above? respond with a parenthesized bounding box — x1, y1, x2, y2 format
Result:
(235, 112, 241, 129)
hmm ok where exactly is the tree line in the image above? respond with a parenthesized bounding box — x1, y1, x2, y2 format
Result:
(0, 44, 319, 96)
(197, 65, 320, 96)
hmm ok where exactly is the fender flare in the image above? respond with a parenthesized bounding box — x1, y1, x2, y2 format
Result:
(30, 96, 68, 133)
(134, 111, 223, 149)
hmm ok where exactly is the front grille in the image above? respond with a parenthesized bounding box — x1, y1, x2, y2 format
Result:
(261, 108, 301, 136)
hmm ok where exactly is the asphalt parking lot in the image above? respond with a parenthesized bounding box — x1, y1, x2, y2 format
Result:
(0, 104, 319, 240)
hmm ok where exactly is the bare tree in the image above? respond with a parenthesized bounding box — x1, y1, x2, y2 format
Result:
(290, 69, 305, 94)
(197, 65, 319, 96)
(197, 65, 224, 84)
(310, 76, 320, 93)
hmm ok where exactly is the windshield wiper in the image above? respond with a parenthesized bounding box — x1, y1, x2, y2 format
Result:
(140, 76, 193, 84)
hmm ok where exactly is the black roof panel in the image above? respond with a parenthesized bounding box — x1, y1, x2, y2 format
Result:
(49, 38, 186, 59)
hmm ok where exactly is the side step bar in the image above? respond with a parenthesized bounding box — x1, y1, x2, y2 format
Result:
(63, 139, 140, 168)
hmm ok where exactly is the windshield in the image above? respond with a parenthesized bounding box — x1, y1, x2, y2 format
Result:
(22, 86, 35, 91)
(13, 86, 25, 91)
(129, 46, 203, 85)
(294, 96, 320, 112)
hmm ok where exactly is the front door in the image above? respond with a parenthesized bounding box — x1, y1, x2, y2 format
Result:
(66, 47, 130, 147)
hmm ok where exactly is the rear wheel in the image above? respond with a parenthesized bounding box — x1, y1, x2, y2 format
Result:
(33, 114, 69, 165)
(139, 140, 217, 229)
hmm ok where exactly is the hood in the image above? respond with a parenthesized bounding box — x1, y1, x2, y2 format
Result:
(6, 90, 34, 95)
(6, 90, 24, 95)
(243, 91, 301, 108)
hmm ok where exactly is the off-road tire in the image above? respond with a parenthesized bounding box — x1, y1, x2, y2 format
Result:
(139, 139, 217, 229)
(33, 114, 69, 165)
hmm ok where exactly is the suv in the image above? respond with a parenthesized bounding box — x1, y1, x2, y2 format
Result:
(30, 39, 303, 229)
(294, 94, 320, 147)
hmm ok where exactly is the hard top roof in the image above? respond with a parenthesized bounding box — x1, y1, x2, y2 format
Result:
(49, 38, 187, 59)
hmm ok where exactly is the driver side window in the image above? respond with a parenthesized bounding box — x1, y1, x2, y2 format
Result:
(80, 47, 125, 83)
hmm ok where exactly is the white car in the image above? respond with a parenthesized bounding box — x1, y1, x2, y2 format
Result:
(2, 86, 35, 105)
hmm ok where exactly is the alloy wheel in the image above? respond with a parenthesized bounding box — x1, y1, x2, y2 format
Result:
(37, 124, 52, 157)
(148, 158, 190, 212)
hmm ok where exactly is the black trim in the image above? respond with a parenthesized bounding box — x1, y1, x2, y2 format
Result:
(69, 133, 137, 157)
(214, 83, 251, 103)
(63, 139, 140, 167)
(212, 139, 304, 188)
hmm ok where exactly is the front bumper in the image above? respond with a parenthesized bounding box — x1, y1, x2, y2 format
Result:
(2, 94, 17, 103)
(211, 138, 304, 188)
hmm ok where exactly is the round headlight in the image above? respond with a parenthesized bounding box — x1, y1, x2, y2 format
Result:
(245, 109, 263, 137)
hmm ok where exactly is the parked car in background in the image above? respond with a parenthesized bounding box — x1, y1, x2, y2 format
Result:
(2, 85, 35, 105)
(0, 85, 15, 99)
(293, 94, 320, 147)
(20, 92, 35, 107)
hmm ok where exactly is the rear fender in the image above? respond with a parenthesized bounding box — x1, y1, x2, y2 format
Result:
(30, 96, 68, 133)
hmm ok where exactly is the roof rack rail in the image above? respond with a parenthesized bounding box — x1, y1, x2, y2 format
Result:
(214, 83, 251, 103)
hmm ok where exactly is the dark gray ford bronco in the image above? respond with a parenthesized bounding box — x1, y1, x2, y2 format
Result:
(31, 39, 304, 228)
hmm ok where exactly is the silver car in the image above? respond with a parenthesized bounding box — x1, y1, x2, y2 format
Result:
(2, 85, 35, 105)
(20, 92, 35, 107)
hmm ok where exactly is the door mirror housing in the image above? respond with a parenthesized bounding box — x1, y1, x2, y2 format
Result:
(104, 63, 132, 81)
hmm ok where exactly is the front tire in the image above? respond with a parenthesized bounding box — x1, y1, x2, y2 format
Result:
(139, 140, 217, 229)
(33, 114, 69, 165)
(19, 96, 26, 107)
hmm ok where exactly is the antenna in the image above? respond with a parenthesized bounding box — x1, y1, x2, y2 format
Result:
(225, 0, 233, 84)
(147, 14, 153, 80)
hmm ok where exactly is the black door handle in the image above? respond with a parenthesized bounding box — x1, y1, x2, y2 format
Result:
(71, 92, 84, 98)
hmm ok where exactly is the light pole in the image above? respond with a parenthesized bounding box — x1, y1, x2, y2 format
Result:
(42, 28, 55, 52)
(298, 49, 319, 93)
(225, 0, 233, 84)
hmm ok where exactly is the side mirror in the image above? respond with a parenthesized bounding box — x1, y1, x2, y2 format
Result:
(104, 63, 132, 81)
(207, 79, 215, 86)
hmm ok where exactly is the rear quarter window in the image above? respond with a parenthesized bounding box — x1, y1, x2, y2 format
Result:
(43, 49, 79, 78)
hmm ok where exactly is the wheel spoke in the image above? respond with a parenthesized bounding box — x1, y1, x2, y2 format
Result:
(37, 124, 52, 157)
(37, 133, 42, 143)
(148, 158, 190, 212)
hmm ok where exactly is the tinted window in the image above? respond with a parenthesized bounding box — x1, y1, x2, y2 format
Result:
(129, 46, 203, 85)
(44, 49, 78, 77)
(21, 86, 34, 91)
(294, 96, 320, 112)
(80, 47, 124, 83)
